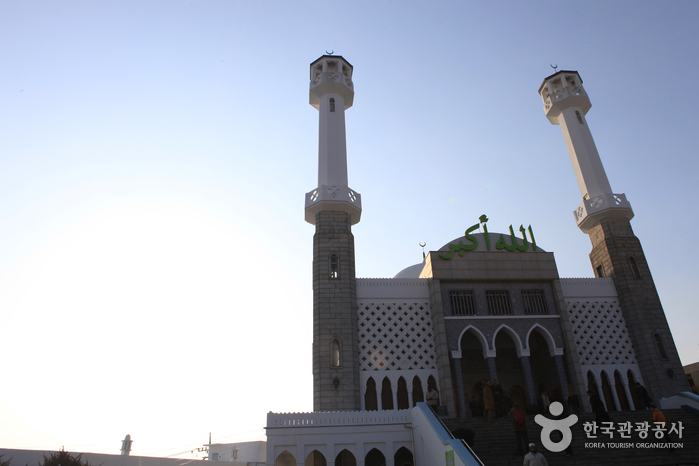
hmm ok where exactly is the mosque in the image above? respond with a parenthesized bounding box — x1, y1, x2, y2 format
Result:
(263, 55, 689, 466)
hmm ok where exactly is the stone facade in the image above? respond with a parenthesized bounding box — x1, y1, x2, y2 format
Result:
(589, 217, 687, 400)
(312, 210, 361, 411)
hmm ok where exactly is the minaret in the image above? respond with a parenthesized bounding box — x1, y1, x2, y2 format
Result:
(305, 55, 361, 411)
(540, 70, 687, 400)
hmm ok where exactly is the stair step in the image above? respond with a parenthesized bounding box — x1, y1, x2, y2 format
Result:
(444, 409, 699, 465)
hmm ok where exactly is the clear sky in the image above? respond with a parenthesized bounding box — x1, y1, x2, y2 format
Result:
(1, 0, 698, 459)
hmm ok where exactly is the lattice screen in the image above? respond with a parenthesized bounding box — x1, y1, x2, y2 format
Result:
(566, 299, 637, 365)
(358, 301, 437, 371)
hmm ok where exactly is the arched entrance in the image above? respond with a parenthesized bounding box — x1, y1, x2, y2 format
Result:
(394, 447, 414, 466)
(365, 448, 386, 466)
(528, 330, 560, 404)
(335, 449, 356, 466)
(305, 450, 327, 466)
(459, 329, 489, 412)
(493, 330, 525, 403)
(275, 451, 296, 466)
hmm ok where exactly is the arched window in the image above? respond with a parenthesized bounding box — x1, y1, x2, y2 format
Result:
(412, 376, 424, 406)
(628, 256, 641, 279)
(329, 254, 339, 279)
(331, 338, 341, 367)
(576, 110, 584, 125)
(653, 332, 668, 359)
(365, 377, 378, 410)
(329, 98, 335, 113)
(397, 376, 409, 409)
(381, 377, 394, 410)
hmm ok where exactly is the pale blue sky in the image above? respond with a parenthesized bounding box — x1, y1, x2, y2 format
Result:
(1, 0, 697, 458)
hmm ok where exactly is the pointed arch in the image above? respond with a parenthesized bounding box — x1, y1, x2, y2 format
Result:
(525, 324, 557, 355)
(394, 446, 414, 466)
(365, 448, 386, 466)
(397, 376, 409, 409)
(335, 449, 356, 466)
(492, 324, 524, 353)
(381, 377, 394, 410)
(600, 370, 617, 412)
(457, 325, 489, 352)
(412, 376, 424, 406)
(305, 450, 327, 466)
(365, 377, 378, 411)
(614, 370, 630, 411)
(275, 451, 297, 466)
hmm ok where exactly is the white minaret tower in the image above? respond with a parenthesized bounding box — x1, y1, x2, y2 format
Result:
(540, 70, 687, 401)
(538, 71, 633, 233)
(306, 55, 362, 411)
(305, 55, 361, 225)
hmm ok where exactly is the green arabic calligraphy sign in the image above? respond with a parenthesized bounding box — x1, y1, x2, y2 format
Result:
(440, 214, 537, 260)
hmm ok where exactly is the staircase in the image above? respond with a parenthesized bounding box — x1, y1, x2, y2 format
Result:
(443, 408, 699, 466)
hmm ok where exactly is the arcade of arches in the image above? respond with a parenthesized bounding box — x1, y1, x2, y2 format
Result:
(364, 375, 436, 411)
(453, 326, 568, 417)
(275, 447, 414, 466)
(586, 368, 643, 412)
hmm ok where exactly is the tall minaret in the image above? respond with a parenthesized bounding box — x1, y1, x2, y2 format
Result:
(540, 70, 687, 400)
(305, 55, 361, 411)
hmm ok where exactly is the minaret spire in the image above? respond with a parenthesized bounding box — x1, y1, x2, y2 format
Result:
(539, 71, 633, 233)
(305, 55, 362, 225)
(307, 55, 361, 411)
(540, 70, 687, 402)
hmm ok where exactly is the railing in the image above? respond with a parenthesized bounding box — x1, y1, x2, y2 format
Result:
(267, 409, 410, 428)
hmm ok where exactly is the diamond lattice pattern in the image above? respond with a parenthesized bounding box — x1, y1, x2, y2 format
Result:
(358, 301, 437, 371)
(566, 299, 637, 365)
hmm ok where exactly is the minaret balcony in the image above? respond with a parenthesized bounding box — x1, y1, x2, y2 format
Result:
(305, 185, 362, 225)
(542, 85, 591, 123)
(573, 193, 634, 233)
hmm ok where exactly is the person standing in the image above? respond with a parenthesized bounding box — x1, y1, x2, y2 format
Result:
(491, 379, 504, 417)
(635, 382, 652, 410)
(483, 380, 495, 422)
(523, 443, 548, 466)
(507, 403, 529, 455)
(587, 389, 609, 423)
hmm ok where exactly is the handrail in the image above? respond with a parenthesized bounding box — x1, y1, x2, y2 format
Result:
(415, 403, 484, 466)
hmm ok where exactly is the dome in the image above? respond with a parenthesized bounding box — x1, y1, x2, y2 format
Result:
(393, 260, 426, 279)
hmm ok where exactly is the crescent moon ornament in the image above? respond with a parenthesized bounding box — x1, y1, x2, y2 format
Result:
(419, 242, 426, 248)
(550, 64, 558, 72)
(326, 50, 334, 55)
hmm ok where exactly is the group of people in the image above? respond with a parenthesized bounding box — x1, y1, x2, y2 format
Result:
(469, 379, 513, 421)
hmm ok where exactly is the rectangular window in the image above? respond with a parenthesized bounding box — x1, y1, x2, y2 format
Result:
(486, 290, 511, 315)
(449, 290, 475, 316)
(522, 290, 547, 315)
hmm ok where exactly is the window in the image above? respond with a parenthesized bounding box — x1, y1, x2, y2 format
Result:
(596, 265, 605, 278)
(331, 338, 341, 367)
(629, 256, 641, 279)
(486, 290, 511, 315)
(576, 110, 584, 125)
(522, 290, 547, 314)
(653, 333, 668, 359)
(449, 290, 475, 315)
(329, 97, 335, 113)
(329, 254, 339, 279)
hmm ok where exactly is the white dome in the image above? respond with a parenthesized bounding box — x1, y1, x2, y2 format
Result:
(393, 260, 426, 279)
